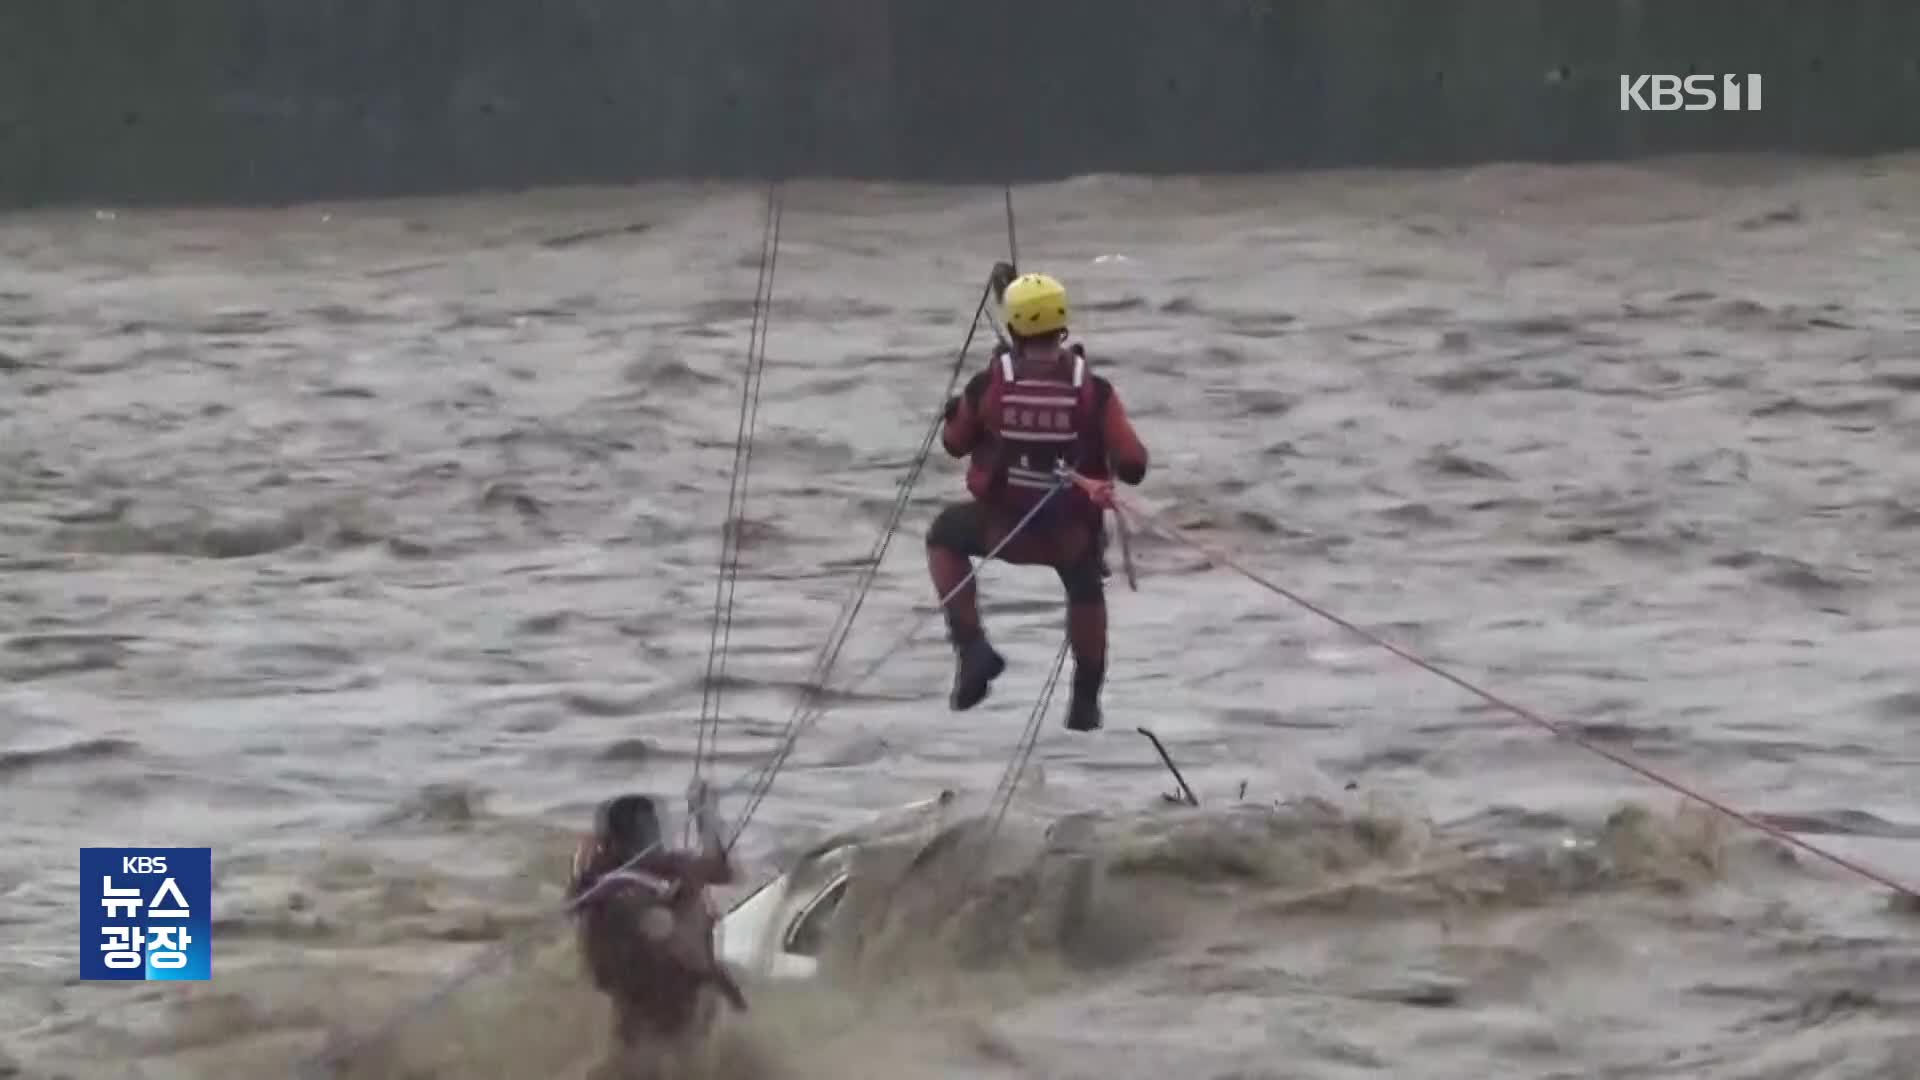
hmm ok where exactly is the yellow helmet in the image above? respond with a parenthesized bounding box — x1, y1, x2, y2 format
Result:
(1003, 273, 1069, 338)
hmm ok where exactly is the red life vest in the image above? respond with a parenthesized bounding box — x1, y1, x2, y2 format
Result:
(966, 344, 1104, 513)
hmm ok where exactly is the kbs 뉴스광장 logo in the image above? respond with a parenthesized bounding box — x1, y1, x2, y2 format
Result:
(79, 848, 212, 981)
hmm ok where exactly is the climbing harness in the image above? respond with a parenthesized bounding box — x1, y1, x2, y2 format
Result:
(1055, 468, 1920, 904)
(692, 185, 783, 832)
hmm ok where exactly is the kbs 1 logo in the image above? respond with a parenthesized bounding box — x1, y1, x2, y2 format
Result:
(1619, 74, 1763, 112)
(79, 848, 212, 981)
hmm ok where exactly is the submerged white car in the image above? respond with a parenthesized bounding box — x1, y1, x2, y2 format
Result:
(717, 790, 957, 981)
(715, 728, 1204, 982)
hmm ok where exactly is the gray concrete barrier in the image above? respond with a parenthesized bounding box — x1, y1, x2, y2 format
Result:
(5, 0, 1919, 208)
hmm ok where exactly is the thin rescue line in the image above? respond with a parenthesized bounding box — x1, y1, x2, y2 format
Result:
(696, 186, 781, 774)
(726, 478, 1070, 849)
(964, 631, 1070, 893)
(729, 195, 1023, 850)
(1004, 185, 1020, 285)
(726, 283, 990, 834)
(1079, 473, 1920, 902)
(987, 185, 1018, 349)
(695, 184, 783, 794)
(712, 188, 783, 737)
(723, 275, 1004, 848)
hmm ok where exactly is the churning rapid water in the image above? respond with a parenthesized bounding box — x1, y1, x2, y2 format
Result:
(3, 155, 1920, 1079)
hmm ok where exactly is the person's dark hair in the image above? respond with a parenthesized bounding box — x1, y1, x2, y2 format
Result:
(596, 794, 662, 852)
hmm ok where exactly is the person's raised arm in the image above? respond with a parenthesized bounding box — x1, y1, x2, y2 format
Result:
(942, 370, 990, 458)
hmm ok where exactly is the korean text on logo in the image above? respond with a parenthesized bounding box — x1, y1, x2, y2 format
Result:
(80, 848, 212, 981)
(1619, 74, 1762, 112)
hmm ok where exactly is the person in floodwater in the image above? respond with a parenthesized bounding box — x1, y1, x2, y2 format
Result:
(927, 266, 1151, 732)
(567, 782, 748, 1076)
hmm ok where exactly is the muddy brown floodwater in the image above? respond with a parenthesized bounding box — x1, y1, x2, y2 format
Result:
(4, 155, 1920, 1080)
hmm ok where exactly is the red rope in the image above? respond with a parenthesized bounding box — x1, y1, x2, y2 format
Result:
(1061, 470, 1919, 902)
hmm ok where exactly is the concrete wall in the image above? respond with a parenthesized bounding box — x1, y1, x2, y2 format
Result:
(5, 0, 1919, 208)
